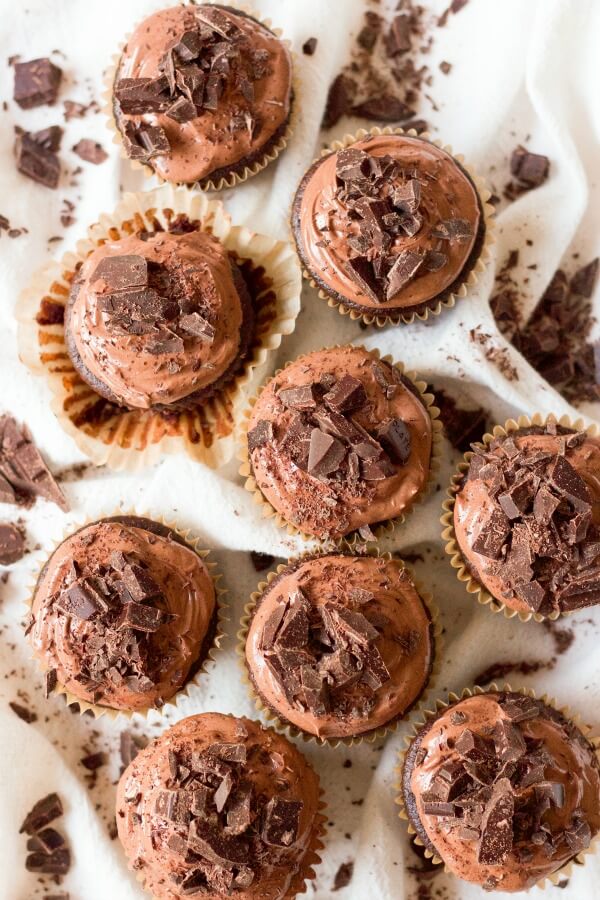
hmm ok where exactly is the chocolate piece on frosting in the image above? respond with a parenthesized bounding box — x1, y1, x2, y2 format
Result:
(262, 798, 301, 847)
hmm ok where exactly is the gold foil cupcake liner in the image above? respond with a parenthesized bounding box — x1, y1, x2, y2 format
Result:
(237, 344, 442, 547)
(103, 0, 299, 192)
(441, 411, 600, 623)
(394, 682, 600, 889)
(236, 547, 443, 749)
(24, 509, 228, 722)
(17, 184, 301, 470)
(292, 125, 495, 328)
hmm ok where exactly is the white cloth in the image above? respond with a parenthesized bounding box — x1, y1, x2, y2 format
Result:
(0, 1, 599, 898)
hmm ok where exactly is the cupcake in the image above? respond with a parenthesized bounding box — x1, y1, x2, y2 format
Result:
(112, 3, 293, 188)
(401, 690, 600, 891)
(244, 345, 434, 541)
(116, 712, 323, 898)
(244, 553, 435, 741)
(452, 422, 600, 618)
(65, 228, 253, 411)
(292, 132, 486, 322)
(27, 516, 217, 713)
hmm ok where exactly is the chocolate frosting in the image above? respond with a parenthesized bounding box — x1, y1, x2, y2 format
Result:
(114, 5, 292, 184)
(247, 346, 433, 540)
(66, 229, 246, 410)
(116, 713, 321, 899)
(293, 134, 482, 312)
(404, 691, 600, 892)
(454, 426, 600, 615)
(29, 517, 215, 711)
(246, 554, 434, 739)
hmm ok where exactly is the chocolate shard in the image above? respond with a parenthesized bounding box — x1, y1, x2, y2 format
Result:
(325, 604, 379, 647)
(154, 789, 191, 825)
(386, 250, 423, 299)
(422, 800, 456, 816)
(564, 812, 592, 853)
(335, 147, 369, 183)
(497, 478, 535, 519)
(499, 696, 539, 723)
(207, 742, 247, 764)
(176, 65, 206, 106)
(15, 132, 60, 189)
(165, 95, 197, 123)
(226, 785, 253, 835)
(32, 125, 63, 152)
(247, 419, 273, 453)
(114, 76, 171, 114)
(345, 256, 384, 303)
(377, 418, 411, 464)
(26, 826, 65, 854)
(120, 563, 160, 601)
(261, 797, 302, 847)
(57, 578, 106, 620)
(533, 485, 560, 524)
(91, 255, 148, 293)
(260, 603, 287, 650)
(548, 455, 591, 507)
(322, 73, 356, 129)
(179, 312, 215, 342)
(214, 771, 234, 812)
(137, 124, 170, 158)
(431, 218, 473, 242)
(274, 597, 310, 650)
(455, 729, 494, 763)
(14, 58, 62, 109)
(307, 428, 346, 477)
(20, 793, 63, 835)
(73, 139, 108, 165)
(25, 848, 70, 875)
(117, 600, 168, 633)
(173, 29, 203, 62)
(277, 384, 318, 411)
(518, 579, 547, 612)
(386, 13, 412, 56)
(570, 258, 598, 298)
(471, 507, 510, 560)
(0, 523, 25, 565)
(392, 179, 421, 213)
(493, 719, 526, 762)
(188, 818, 249, 868)
(477, 779, 515, 865)
(324, 375, 367, 414)
(361, 645, 390, 689)
(510, 146, 550, 188)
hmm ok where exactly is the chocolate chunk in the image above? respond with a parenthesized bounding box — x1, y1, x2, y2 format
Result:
(386, 13, 412, 56)
(570, 258, 598, 298)
(57, 579, 106, 620)
(155, 789, 191, 825)
(14, 58, 62, 109)
(0, 416, 67, 510)
(188, 818, 249, 867)
(422, 800, 456, 816)
(179, 312, 215, 342)
(322, 74, 356, 129)
(302, 37, 318, 55)
(497, 478, 534, 519)
(510, 146, 550, 188)
(548, 455, 591, 507)
(73, 139, 108, 165)
(247, 420, 273, 453)
(0, 473, 15, 504)
(477, 779, 514, 865)
(27, 826, 65, 854)
(260, 604, 287, 650)
(564, 812, 592, 852)
(533, 485, 560, 524)
(146, 326, 184, 355)
(275, 599, 310, 650)
(431, 218, 473, 242)
(20, 793, 63, 835)
(499, 696, 539, 722)
(32, 125, 63, 152)
(518, 580, 547, 612)
(26, 848, 70, 875)
(176, 65, 206, 106)
(44, 669, 58, 699)
(307, 429, 346, 477)
(333, 860, 354, 891)
(261, 797, 301, 847)
(249, 551, 275, 572)
(207, 742, 247, 764)
(173, 29, 203, 62)
(91, 255, 147, 293)
(351, 94, 415, 122)
(324, 375, 367, 414)
(325, 605, 379, 646)
(386, 249, 423, 299)
(392, 179, 421, 213)
(190, 785, 210, 817)
(80, 751, 106, 771)
(214, 771, 234, 812)
(277, 384, 318, 411)
(377, 418, 411, 464)
(471, 508, 510, 559)
(136, 124, 170, 159)
(117, 601, 168, 633)
(15, 132, 60, 188)
(114, 76, 170, 114)
(227, 786, 252, 835)
(433, 761, 471, 801)
(9, 701, 37, 723)
(166, 96, 197, 123)
(345, 256, 383, 303)
(361, 646, 390, 689)
(455, 729, 494, 763)
(336, 147, 369, 183)
(493, 720, 526, 762)
(0, 523, 25, 564)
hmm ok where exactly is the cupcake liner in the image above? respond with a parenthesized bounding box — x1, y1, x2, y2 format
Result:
(237, 344, 443, 546)
(25, 509, 228, 722)
(441, 411, 600, 623)
(103, 0, 299, 192)
(17, 184, 301, 470)
(291, 125, 495, 328)
(236, 547, 443, 748)
(394, 682, 600, 889)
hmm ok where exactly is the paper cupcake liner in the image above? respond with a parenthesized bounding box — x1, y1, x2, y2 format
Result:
(237, 344, 443, 547)
(236, 547, 443, 749)
(103, 0, 299, 192)
(441, 411, 600, 624)
(394, 682, 600, 889)
(291, 125, 495, 328)
(24, 509, 229, 722)
(17, 184, 301, 470)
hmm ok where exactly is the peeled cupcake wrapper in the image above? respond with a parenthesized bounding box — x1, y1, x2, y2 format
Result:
(293, 125, 495, 328)
(24, 509, 229, 722)
(236, 546, 443, 749)
(441, 411, 600, 624)
(128, 713, 328, 900)
(237, 343, 443, 547)
(394, 682, 600, 889)
(17, 184, 301, 470)
(102, 0, 299, 192)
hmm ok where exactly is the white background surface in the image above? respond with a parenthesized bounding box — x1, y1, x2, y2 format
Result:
(0, 1, 599, 898)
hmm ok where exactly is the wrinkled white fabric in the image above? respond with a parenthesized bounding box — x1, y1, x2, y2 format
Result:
(0, 1, 599, 898)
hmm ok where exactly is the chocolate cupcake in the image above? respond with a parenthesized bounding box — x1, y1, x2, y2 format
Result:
(243, 345, 436, 541)
(27, 516, 218, 713)
(244, 553, 435, 741)
(292, 132, 487, 324)
(116, 712, 324, 898)
(450, 421, 600, 618)
(64, 228, 253, 411)
(111, 4, 293, 188)
(401, 690, 600, 892)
